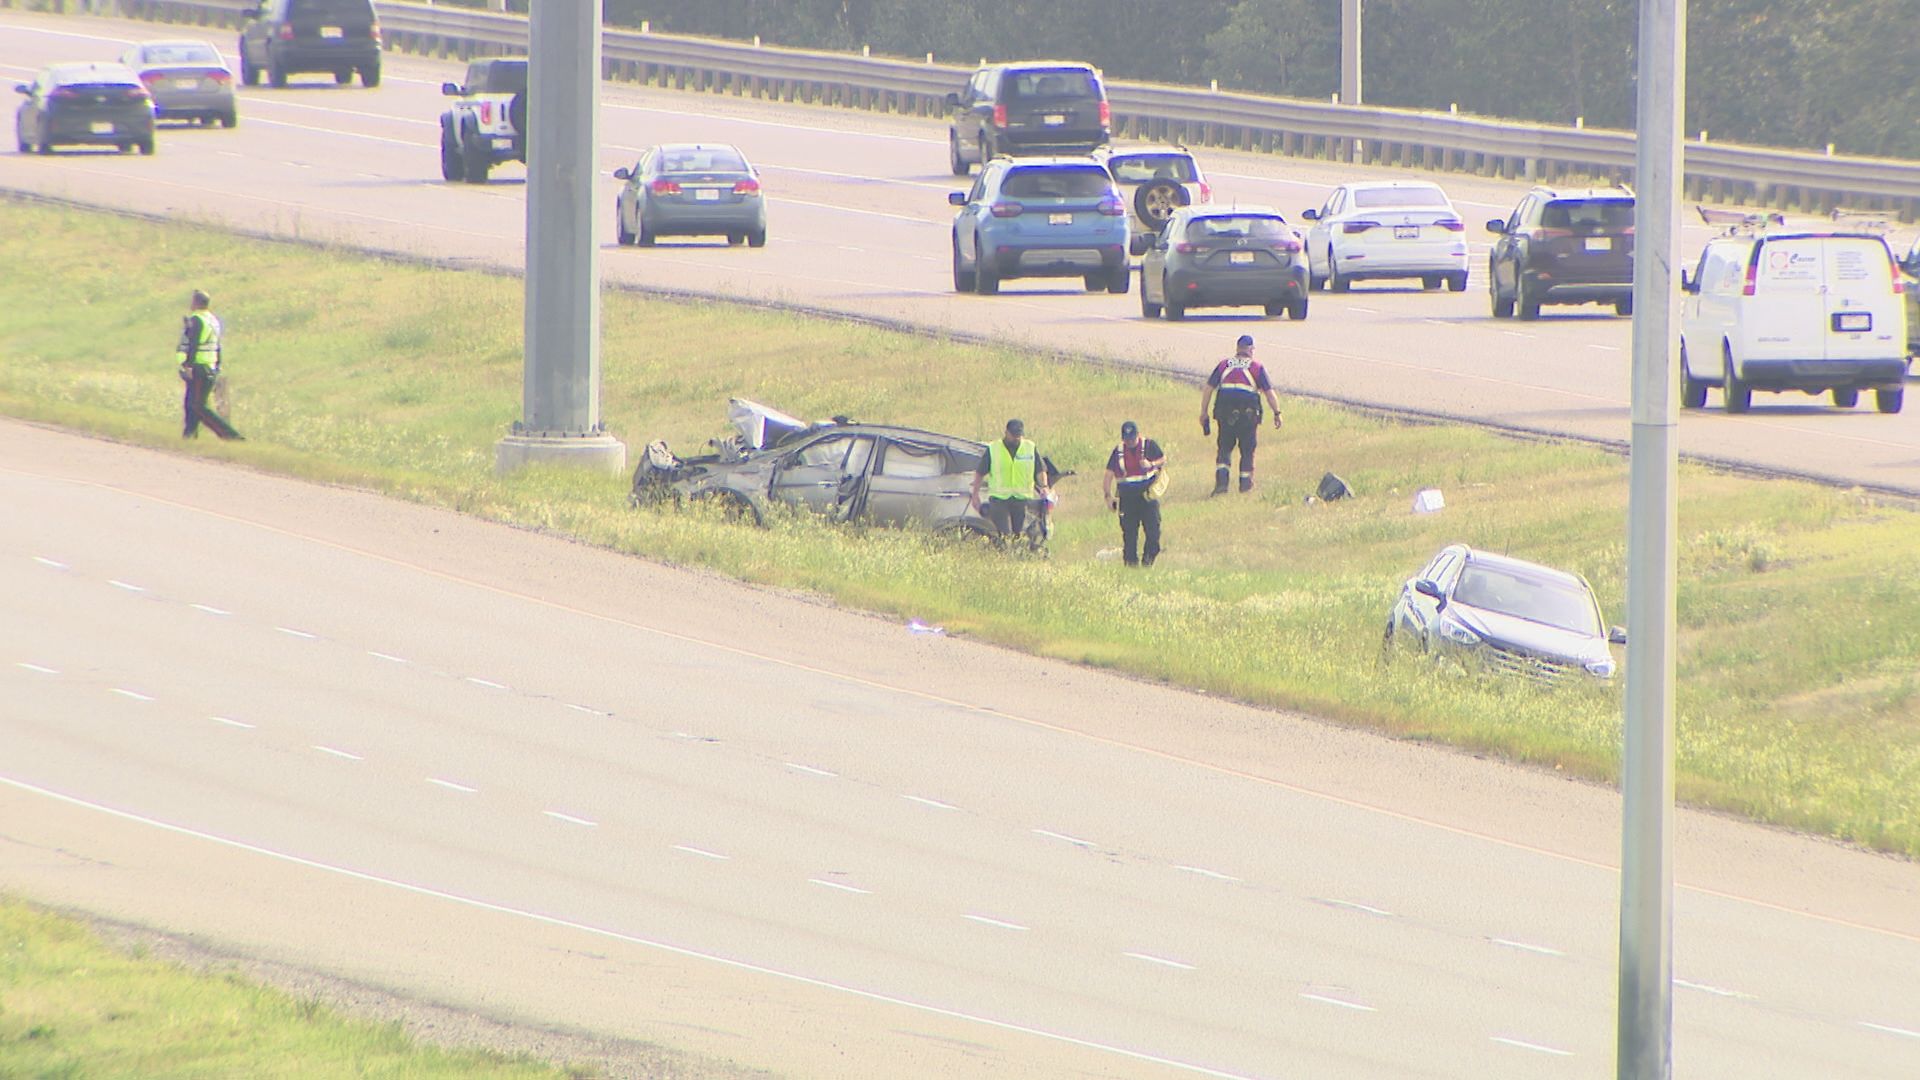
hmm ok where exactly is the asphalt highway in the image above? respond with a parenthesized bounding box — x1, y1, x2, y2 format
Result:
(4, 418, 1920, 1080)
(3, 10, 1919, 494)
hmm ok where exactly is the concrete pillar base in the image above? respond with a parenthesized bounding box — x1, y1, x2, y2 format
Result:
(494, 432, 628, 476)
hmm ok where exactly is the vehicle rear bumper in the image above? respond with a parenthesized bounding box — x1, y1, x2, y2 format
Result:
(47, 113, 154, 142)
(1169, 267, 1309, 303)
(1524, 272, 1631, 304)
(1337, 247, 1468, 278)
(644, 202, 766, 236)
(996, 127, 1109, 153)
(152, 88, 235, 118)
(269, 43, 380, 74)
(990, 243, 1126, 277)
(1740, 356, 1910, 391)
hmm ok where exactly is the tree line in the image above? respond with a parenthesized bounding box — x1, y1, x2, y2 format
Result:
(585, 0, 1917, 160)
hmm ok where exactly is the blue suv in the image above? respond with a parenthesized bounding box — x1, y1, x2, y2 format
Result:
(950, 156, 1131, 296)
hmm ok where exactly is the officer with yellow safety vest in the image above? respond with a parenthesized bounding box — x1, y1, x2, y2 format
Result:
(176, 290, 242, 441)
(968, 418, 1049, 547)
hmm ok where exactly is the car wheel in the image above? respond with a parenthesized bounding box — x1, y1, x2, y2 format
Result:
(615, 206, 634, 246)
(1876, 387, 1904, 414)
(948, 131, 968, 176)
(269, 60, 287, 88)
(1287, 296, 1309, 320)
(220, 108, 238, 129)
(15, 128, 25, 154)
(1133, 179, 1188, 233)
(727, 232, 745, 246)
(137, 136, 154, 156)
(974, 243, 999, 295)
(1162, 277, 1184, 320)
(746, 227, 767, 248)
(1264, 301, 1286, 318)
(1516, 280, 1540, 320)
(1083, 273, 1103, 293)
(1446, 271, 1468, 292)
(240, 49, 260, 87)
(1615, 297, 1634, 317)
(463, 132, 490, 183)
(1328, 251, 1349, 293)
(1831, 387, 1859, 408)
(981, 130, 997, 162)
(1106, 263, 1130, 295)
(952, 240, 976, 293)
(1421, 274, 1442, 291)
(1139, 281, 1161, 318)
(1490, 262, 1514, 318)
(1723, 344, 1751, 414)
(439, 128, 465, 182)
(360, 64, 381, 89)
(117, 141, 132, 154)
(334, 69, 351, 85)
(637, 215, 656, 247)
(1679, 343, 1707, 409)
(35, 131, 52, 155)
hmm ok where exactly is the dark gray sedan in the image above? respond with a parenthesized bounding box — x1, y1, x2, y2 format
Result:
(614, 143, 767, 248)
(1136, 207, 1310, 320)
(14, 63, 155, 155)
(1384, 544, 1625, 683)
(119, 41, 236, 128)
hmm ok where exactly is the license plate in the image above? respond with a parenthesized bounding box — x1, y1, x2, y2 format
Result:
(1043, 114, 1066, 126)
(1835, 312, 1871, 332)
(90, 121, 113, 134)
(1048, 212, 1072, 225)
(1394, 225, 1419, 239)
(1229, 251, 1255, 264)
(1585, 236, 1611, 252)
(320, 25, 343, 38)
(491, 136, 514, 149)
(695, 188, 721, 201)
(173, 78, 200, 90)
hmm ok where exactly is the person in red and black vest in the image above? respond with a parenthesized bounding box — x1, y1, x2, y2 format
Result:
(1103, 420, 1165, 567)
(1198, 333, 1281, 495)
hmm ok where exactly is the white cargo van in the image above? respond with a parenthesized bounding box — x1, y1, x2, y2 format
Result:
(1679, 230, 1910, 414)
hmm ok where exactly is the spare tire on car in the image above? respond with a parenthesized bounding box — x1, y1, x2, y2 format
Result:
(1133, 179, 1190, 229)
(508, 90, 528, 142)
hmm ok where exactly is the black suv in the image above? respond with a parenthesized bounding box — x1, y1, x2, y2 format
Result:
(238, 0, 381, 89)
(946, 62, 1110, 175)
(1485, 186, 1635, 319)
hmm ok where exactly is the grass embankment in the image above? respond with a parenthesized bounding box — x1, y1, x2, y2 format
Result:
(0, 897, 577, 1079)
(4, 198, 1919, 859)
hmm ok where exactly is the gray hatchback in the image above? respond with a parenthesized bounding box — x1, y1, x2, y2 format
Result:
(1136, 207, 1310, 320)
(614, 143, 767, 248)
(120, 41, 236, 128)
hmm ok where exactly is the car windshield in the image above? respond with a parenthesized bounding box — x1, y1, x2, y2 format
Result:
(1351, 186, 1449, 209)
(658, 148, 749, 174)
(141, 44, 220, 65)
(1004, 69, 1100, 100)
(1542, 199, 1634, 231)
(1002, 166, 1112, 198)
(1186, 215, 1289, 241)
(1454, 566, 1601, 636)
(1107, 154, 1198, 184)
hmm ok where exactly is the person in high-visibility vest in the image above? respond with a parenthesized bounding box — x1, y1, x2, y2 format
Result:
(1198, 333, 1281, 494)
(968, 418, 1047, 545)
(176, 289, 242, 441)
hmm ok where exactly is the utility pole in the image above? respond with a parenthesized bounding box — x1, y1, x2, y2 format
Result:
(496, 0, 626, 475)
(1340, 0, 1362, 105)
(1617, 0, 1684, 1076)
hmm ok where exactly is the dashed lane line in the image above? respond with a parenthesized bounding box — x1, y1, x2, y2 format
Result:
(1491, 1036, 1574, 1057)
(427, 778, 478, 793)
(1124, 952, 1195, 971)
(809, 877, 872, 895)
(1299, 992, 1376, 1012)
(544, 810, 598, 827)
(313, 746, 363, 761)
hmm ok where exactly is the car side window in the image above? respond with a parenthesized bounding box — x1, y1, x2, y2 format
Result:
(1322, 190, 1343, 218)
(1508, 197, 1529, 233)
(1431, 552, 1463, 590)
(967, 168, 991, 203)
(794, 437, 852, 470)
(879, 441, 946, 479)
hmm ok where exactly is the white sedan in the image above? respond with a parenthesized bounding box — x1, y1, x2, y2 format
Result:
(1302, 181, 1469, 293)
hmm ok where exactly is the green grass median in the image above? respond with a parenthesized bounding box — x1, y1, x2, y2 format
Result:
(4, 197, 1918, 860)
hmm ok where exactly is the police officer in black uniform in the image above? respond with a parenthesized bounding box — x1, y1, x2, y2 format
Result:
(1198, 334, 1281, 494)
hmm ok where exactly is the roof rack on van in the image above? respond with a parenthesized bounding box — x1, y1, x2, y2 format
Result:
(1696, 206, 1785, 235)
(1828, 208, 1893, 235)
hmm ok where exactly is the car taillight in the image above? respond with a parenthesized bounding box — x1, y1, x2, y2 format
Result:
(128, 87, 150, 102)
(1342, 220, 1381, 234)
(651, 179, 681, 195)
(479, 101, 493, 124)
(989, 201, 1024, 218)
(1435, 218, 1465, 232)
(1273, 237, 1302, 253)
(1889, 250, 1906, 294)
(1742, 258, 1758, 297)
(992, 104, 1007, 127)
(277, 25, 294, 40)
(1197, 181, 1212, 204)
(1529, 228, 1574, 241)
(1098, 100, 1111, 125)
(733, 179, 761, 196)
(1175, 242, 1198, 254)
(206, 69, 232, 83)
(139, 71, 162, 84)
(1096, 196, 1125, 216)
(49, 87, 80, 100)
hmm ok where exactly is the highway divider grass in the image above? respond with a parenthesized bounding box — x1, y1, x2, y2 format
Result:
(0, 896, 581, 1079)
(4, 197, 1919, 859)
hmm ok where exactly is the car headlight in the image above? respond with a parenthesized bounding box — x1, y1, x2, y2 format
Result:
(1585, 658, 1618, 678)
(1437, 619, 1481, 647)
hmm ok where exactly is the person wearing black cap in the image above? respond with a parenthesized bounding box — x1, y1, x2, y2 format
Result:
(1198, 333, 1280, 494)
(1103, 420, 1165, 566)
(969, 418, 1048, 546)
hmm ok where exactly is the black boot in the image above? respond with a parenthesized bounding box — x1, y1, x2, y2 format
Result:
(1212, 468, 1230, 496)
(1239, 474, 1254, 493)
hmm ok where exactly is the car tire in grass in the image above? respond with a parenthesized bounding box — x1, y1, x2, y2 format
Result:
(952, 243, 976, 293)
(747, 228, 767, 248)
(1106, 263, 1129, 295)
(1876, 387, 1904, 414)
(974, 243, 999, 295)
(1679, 344, 1707, 409)
(1446, 271, 1468, 292)
(1831, 387, 1859, 408)
(1723, 345, 1751, 413)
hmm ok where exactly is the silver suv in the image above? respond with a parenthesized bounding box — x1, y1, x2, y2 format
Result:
(1098, 145, 1210, 241)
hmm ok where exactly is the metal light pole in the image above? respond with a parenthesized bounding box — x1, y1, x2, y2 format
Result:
(1340, 0, 1362, 106)
(1618, 0, 1685, 1076)
(495, 0, 626, 475)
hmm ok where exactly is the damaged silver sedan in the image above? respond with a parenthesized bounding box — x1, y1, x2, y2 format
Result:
(631, 400, 1062, 546)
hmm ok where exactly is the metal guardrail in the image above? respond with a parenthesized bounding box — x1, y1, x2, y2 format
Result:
(75, 0, 1920, 219)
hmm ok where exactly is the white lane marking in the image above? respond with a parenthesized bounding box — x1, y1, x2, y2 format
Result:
(671, 730, 720, 742)
(1032, 828, 1094, 848)
(16, 663, 59, 675)
(903, 794, 958, 810)
(564, 703, 606, 716)
(1500, 330, 1534, 338)
(1125, 952, 1196, 971)
(1346, 306, 1380, 314)
(1491, 1036, 1574, 1057)
(1175, 865, 1241, 882)
(672, 844, 731, 861)
(964, 914, 1030, 931)
(426, 777, 478, 793)
(1588, 344, 1622, 352)
(1491, 937, 1566, 957)
(210, 716, 255, 729)
(1674, 978, 1753, 1000)
(1319, 898, 1395, 917)
(809, 877, 872, 895)
(313, 745, 363, 761)
(1860, 1021, 1920, 1040)
(1421, 317, 1456, 326)
(189, 603, 231, 616)
(0, 775, 1345, 1080)
(544, 810, 597, 827)
(463, 676, 508, 690)
(785, 762, 838, 778)
(108, 579, 145, 592)
(109, 688, 153, 702)
(276, 626, 317, 639)
(367, 651, 408, 663)
(1299, 992, 1376, 1012)
(32, 557, 68, 569)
